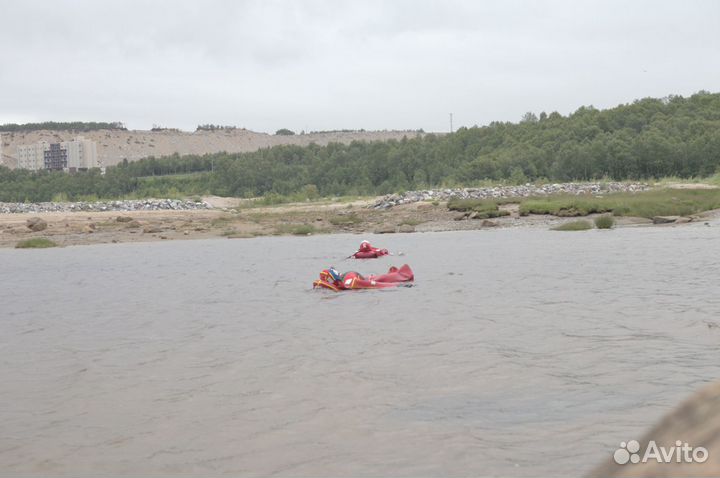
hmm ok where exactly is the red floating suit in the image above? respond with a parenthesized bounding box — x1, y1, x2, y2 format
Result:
(351, 240, 389, 259)
(313, 265, 414, 291)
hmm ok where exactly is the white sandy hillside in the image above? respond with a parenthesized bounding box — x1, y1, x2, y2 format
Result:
(1, 129, 426, 168)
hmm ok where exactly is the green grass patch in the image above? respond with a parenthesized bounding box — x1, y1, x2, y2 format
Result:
(520, 189, 720, 218)
(51, 192, 70, 202)
(447, 198, 511, 219)
(246, 213, 266, 223)
(653, 175, 720, 186)
(238, 193, 370, 209)
(223, 231, 254, 239)
(274, 224, 318, 235)
(399, 218, 426, 226)
(519, 197, 613, 216)
(220, 229, 239, 237)
(447, 198, 493, 212)
(210, 216, 236, 227)
(15, 238, 58, 248)
(594, 215, 615, 229)
(329, 214, 362, 226)
(552, 220, 593, 231)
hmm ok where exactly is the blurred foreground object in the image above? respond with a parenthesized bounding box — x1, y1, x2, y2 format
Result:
(589, 381, 720, 477)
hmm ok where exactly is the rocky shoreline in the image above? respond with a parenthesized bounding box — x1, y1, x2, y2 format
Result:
(0, 183, 651, 214)
(0, 199, 211, 214)
(371, 182, 650, 209)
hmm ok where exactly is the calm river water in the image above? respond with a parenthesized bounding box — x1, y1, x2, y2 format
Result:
(1, 225, 719, 476)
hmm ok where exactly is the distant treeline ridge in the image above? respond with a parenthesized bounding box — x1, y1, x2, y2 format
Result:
(1, 91, 719, 202)
(0, 121, 126, 133)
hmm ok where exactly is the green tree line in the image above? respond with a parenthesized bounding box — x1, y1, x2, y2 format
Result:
(0, 121, 126, 133)
(1, 91, 720, 202)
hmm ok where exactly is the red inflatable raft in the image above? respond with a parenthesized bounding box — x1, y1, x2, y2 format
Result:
(351, 240, 389, 259)
(313, 265, 414, 291)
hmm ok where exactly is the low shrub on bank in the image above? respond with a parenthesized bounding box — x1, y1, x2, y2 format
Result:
(552, 220, 593, 231)
(15, 238, 58, 248)
(594, 215, 615, 229)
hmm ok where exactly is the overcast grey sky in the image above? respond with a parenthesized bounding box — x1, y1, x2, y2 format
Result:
(0, 0, 718, 132)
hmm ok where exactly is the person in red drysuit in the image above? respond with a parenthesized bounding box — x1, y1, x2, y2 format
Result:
(352, 240, 389, 258)
(314, 267, 363, 290)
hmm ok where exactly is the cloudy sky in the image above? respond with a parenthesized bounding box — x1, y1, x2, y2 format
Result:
(0, 0, 718, 132)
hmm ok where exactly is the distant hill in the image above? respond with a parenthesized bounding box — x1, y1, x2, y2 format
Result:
(0, 128, 425, 168)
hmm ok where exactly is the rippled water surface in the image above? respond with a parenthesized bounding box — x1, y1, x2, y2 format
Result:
(1, 225, 719, 476)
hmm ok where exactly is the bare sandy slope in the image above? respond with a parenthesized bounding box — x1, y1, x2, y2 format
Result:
(0, 128, 425, 167)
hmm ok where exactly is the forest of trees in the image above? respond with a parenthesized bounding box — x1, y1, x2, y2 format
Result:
(1, 92, 720, 202)
(0, 121, 126, 133)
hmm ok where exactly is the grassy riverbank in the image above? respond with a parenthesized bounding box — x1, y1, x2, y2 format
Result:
(445, 188, 720, 219)
(521, 188, 720, 218)
(2, 185, 719, 249)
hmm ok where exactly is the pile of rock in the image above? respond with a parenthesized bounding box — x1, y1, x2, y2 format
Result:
(0, 199, 211, 214)
(652, 216, 695, 224)
(371, 182, 650, 209)
(26, 217, 48, 231)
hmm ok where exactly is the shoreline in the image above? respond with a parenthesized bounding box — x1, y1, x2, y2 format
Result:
(2, 197, 717, 249)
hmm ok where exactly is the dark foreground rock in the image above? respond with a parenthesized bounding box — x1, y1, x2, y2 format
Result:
(588, 381, 720, 477)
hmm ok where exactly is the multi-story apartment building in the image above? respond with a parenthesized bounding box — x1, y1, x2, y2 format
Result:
(15, 137, 100, 172)
(63, 136, 99, 170)
(16, 142, 49, 170)
(44, 143, 68, 170)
